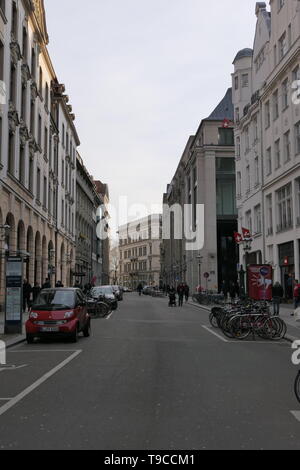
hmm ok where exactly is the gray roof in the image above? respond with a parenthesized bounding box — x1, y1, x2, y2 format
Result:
(206, 88, 234, 121)
(233, 48, 253, 64)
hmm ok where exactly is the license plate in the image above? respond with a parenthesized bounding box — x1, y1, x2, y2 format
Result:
(40, 327, 59, 333)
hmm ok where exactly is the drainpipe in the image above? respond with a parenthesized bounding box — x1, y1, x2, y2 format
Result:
(259, 97, 266, 266)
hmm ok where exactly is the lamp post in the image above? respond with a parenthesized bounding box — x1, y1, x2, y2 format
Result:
(196, 255, 203, 291)
(49, 249, 55, 287)
(239, 238, 252, 297)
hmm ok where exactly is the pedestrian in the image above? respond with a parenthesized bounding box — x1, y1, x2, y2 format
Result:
(42, 278, 51, 289)
(168, 287, 176, 307)
(177, 283, 185, 307)
(292, 280, 300, 316)
(229, 281, 236, 303)
(23, 279, 32, 312)
(221, 280, 228, 300)
(272, 282, 284, 316)
(137, 283, 143, 296)
(55, 280, 64, 288)
(184, 284, 190, 303)
(32, 282, 41, 303)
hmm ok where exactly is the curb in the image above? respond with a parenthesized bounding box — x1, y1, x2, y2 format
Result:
(188, 301, 297, 344)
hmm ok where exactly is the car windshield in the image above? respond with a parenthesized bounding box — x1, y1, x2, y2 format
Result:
(33, 290, 75, 310)
(91, 287, 114, 296)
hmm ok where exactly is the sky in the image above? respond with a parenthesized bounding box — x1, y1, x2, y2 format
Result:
(45, 0, 257, 225)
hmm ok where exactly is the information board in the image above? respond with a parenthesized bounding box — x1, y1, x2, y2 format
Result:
(5, 257, 23, 334)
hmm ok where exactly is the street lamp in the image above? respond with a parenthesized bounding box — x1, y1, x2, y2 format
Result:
(196, 255, 203, 290)
(239, 238, 252, 297)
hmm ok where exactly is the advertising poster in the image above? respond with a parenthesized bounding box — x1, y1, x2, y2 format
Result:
(247, 265, 273, 301)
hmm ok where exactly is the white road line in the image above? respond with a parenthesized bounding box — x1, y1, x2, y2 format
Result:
(106, 311, 114, 320)
(0, 350, 82, 418)
(10, 350, 80, 353)
(291, 411, 300, 422)
(202, 325, 229, 343)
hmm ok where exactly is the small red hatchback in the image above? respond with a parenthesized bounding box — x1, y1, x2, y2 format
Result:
(26, 288, 91, 344)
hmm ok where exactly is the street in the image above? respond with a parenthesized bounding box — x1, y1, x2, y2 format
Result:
(0, 293, 299, 450)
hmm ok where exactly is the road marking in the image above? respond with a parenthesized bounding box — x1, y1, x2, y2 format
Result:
(291, 411, 300, 422)
(10, 350, 80, 353)
(202, 325, 229, 343)
(0, 350, 82, 418)
(106, 311, 114, 320)
(0, 364, 27, 372)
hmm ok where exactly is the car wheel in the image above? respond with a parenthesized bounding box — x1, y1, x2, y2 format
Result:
(26, 334, 35, 344)
(70, 325, 79, 343)
(83, 320, 91, 338)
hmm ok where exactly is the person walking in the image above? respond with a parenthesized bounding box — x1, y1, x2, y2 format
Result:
(272, 282, 284, 316)
(32, 282, 41, 303)
(229, 281, 236, 303)
(177, 284, 185, 307)
(23, 279, 32, 312)
(137, 283, 143, 296)
(184, 284, 190, 303)
(42, 278, 51, 289)
(292, 280, 300, 316)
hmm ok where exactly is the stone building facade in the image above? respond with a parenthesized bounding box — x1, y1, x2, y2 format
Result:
(232, 0, 300, 296)
(0, 0, 79, 309)
(162, 90, 238, 293)
(119, 215, 162, 289)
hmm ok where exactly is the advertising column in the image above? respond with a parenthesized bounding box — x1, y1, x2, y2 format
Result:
(5, 257, 23, 335)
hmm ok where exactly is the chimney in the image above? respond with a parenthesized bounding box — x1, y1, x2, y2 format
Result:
(255, 2, 266, 17)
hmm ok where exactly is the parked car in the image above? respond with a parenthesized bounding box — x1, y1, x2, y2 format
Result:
(90, 286, 118, 310)
(111, 285, 123, 301)
(142, 286, 152, 296)
(122, 286, 132, 293)
(26, 288, 91, 344)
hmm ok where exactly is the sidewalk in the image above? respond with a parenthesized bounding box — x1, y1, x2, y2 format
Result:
(189, 300, 300, 343)
(0, 310, 27, 347)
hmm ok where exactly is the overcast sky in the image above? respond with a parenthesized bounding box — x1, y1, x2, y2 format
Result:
(45, 0, 257, 224)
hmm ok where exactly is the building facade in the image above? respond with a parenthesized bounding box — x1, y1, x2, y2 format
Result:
(119, 215, 162, 289)
(94, 180, 110, 285)
(232, 0, 300, 296)
(75, 152, 102, 288)
(0, 0, 79, 312)
(162, 89, 238, 293)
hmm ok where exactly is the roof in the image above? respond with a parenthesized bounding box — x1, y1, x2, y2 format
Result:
(233, 48, 253, 64)
(205, 88, 234, 121)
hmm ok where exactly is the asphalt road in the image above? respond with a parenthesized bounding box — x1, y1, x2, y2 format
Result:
(0, 293, 299, 450)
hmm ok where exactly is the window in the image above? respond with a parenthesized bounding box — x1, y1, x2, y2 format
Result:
(44, 127, 48, 159)
(235, 108, 240, 122)
(11, 2, 17, 38)
(10, 62, 16, 105)
(253, 117, 258, 143)
(282, 79, 288, 109)
(242, 74, 249, 88)
(284, 131, 291, 162)
(43, 176, 47, 208)
(273, 90, 279, 120)
(8, 131, 15, 174)
(265, 101, 270, 128)
(254, 156, 259, 186)
(62, 159, 64, 184)
(38, 114, 42, 147)
(31, 48, 36, 80)
(22, 27, 28, 62)
(236, 137, 241, 158)
(277, 183, 293, 232)
(29, 157, 34, 192)
(275, 139, 281, 169)
(245, 210, 252, 235)
(266, 195, 273, 235)
(30, 101, 35, 135)
(39, 67, 43, 96)
(279, 32, 287, 60)
(246, 165, 250, 193)
(254, 205, 262, 234)
(62, 124, 65, 146)
(218, 128, 234, 146)
(19, 145, 25, 185)
(266, 147, 272, 175)
(237, 172, 241, 198)
(36, 168, 41, 202)
(45, 83, 49, 109)
(0, 40, 3, 82)
(21, 84, 26, 120)
(217, 179, 236, 215)
(61, 200, 64, 225)
(245, 127, 250, 151)
(295, 121, 300, 155)
(234, 76, 239, 90)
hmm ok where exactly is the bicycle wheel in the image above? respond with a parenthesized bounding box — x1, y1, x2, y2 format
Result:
(230, 316, 251, 340)
(209, 312, 219, 328)
(294, 372, 300, 404)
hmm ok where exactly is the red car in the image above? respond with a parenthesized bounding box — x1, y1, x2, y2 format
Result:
(26, 288, 91, 344)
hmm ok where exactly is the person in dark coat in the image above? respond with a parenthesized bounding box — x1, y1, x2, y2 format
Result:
(272, 282, 284, 316)
(229, 282, 236, 302)
(177, 284, 185, 307)
(184, 284, 190, 303)
(42, 278, 51, 289)
(32, 282, 41, 303)
(23, 279, 32, 312)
